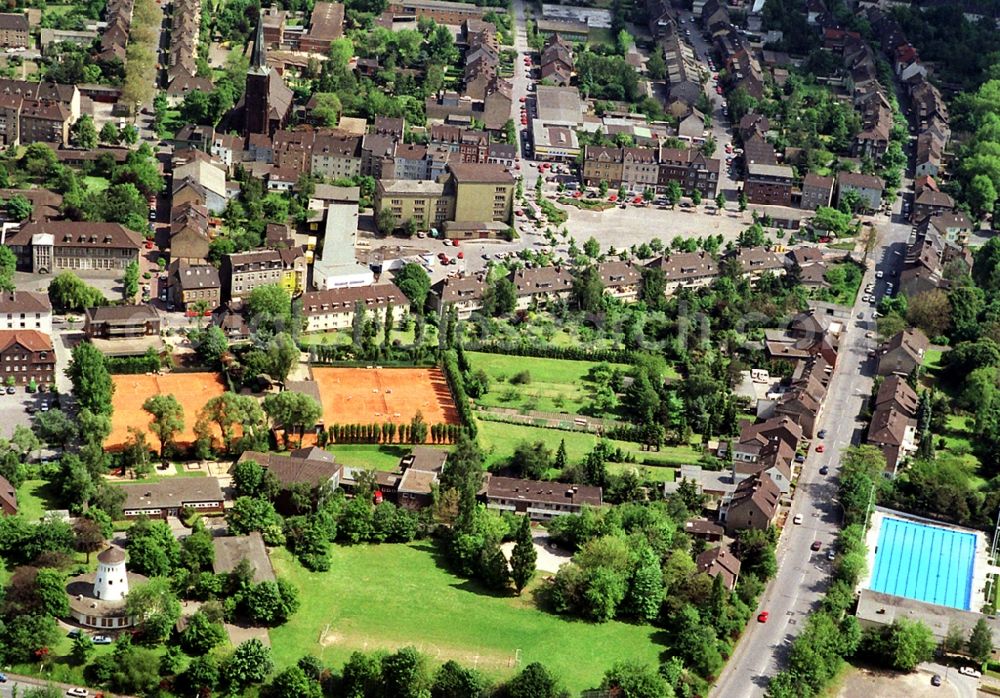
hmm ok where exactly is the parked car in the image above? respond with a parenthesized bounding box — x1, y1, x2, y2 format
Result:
(0, 672, 7, 682)
(931, 674, 942, 687)
(826, 548, 836, 561)
(817, 429, 827, 439)
(67, 690, 89, 698)
(5, 386, 14, 394)
(810, 540, 822, 551)
(793, 514, 803, 525)
(959, 667, 982, 678)
(93, 635, 112, 645)
(757, 611, 769, 623)
(815, 444, 825, 453)
(819, 465, 829, 475)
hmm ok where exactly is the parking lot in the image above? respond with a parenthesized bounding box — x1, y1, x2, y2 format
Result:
(0, 386, 58, 440)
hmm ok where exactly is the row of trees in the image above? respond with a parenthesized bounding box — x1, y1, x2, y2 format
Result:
(324, 416, 456, 445)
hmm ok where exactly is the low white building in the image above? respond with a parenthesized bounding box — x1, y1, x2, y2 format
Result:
(0, 290, 52, 334)
(312, 202, 375, 290)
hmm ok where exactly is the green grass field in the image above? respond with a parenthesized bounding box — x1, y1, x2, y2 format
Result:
(268, 543, 663, 693)
(923, 348, 944, 372)
(82, 176, 110, 193)
(16, 479, 59, 521)
(325, 444, 447, 472)
(467, 352, 631, 415)
(476, 419, 698, 471)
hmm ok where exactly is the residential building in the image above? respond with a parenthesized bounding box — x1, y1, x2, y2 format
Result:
(167, 259, 221, 309)
(509, 266, 574, 310)
(923, 211, 971, 246)
(721, 472, 780, 532)
(482, 474, 603, 520)
(0, 291, 51, 334)
(173, 155, 228, 213)
(696, 546, 742, 590)
(0, 14, 29, 48)
(877, 327, 928, 377)
(646, 252, 719, 293)
(801, 173, 834, 210)
(278, 246, 307, 296)
(429, 275, 485, 318)
(0, 474, 15, 515)
(3, 221, 141, 273)
(300, 283, 408, 332)
(730, 246, 787, 281)
(744, 163, 795, 206)
(169, 202, 211, 264)
(836, 171, 884, 211)
(119, 478, 225, 518)
(0, 330, 55, 386)
(311, 133, 363, 179)
(582, 145, 623, 187)
(375, 179, 452, 230)
(599, 260, 642, 302)
(868, 376, 918, 477)
(221, 250, 284, 301)
(656, 146, 721, 197)
(449, 162, 514, 224)
(898, 223, 972, 298)
(911, 189, 954, 224)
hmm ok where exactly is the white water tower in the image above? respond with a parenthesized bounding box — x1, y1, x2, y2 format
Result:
(93, 546, 129, 602)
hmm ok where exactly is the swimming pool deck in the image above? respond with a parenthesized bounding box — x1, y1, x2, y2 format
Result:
(861, 508, 996, 613)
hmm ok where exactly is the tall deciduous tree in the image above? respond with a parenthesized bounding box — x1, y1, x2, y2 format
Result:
(142, 393, 184, 458)
(68, 341, 114, 415)
(510, 515, 536, 594)
(125, 577, 182, 643)
(263, 390, 323, 448)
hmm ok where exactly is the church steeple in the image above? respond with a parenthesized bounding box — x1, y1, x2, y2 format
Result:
(250, 10, 269, 75)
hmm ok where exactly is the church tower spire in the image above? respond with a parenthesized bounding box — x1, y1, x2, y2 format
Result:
(250, 10, 269, 75)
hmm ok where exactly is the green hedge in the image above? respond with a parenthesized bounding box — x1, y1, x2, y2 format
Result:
(464, 340, 634, 364)
(442, 349, 476, 437)
(106, 348, 166, 374)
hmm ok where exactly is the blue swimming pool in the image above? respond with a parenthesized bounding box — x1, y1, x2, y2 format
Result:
(869, 516, 977, 610)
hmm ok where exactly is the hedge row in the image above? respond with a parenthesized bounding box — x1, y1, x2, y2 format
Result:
(463, 341, 635, 364)
(324, 422, 460, 445)
(442, 349, 476, 437)
(106, 349, 165, 374)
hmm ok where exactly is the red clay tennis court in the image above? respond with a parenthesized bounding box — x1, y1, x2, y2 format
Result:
(106, 373, 229, 451)
(311, 367, 459, 431)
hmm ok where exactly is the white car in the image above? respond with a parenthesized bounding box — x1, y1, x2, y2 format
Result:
(793, 514, 803, 525)
(875, 270, 884, 278)
(958, 666, 982, 678)
(66, 690, 89, 698)
(862, 294, 870, 302)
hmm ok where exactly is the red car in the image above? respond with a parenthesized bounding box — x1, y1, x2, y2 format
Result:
(757, 612, 769, 623)
(519, 96, 526, 102)
(815, 444, 825, 453)
(715, 86, 723, 94)
(810, 541, 822, 551)
(608, 194, 618, 202)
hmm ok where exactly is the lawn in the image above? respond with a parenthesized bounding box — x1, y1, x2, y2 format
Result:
(82, 176, 110, 193)
(476, 419, 699, 470)
(325, 444, 447, 472)
(467, 352, 632, 415)
(268, 543, 663, 693)
(935, 413, 985, 488)
(16, 478, 60, 521)
(922, 348, 944, 372)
